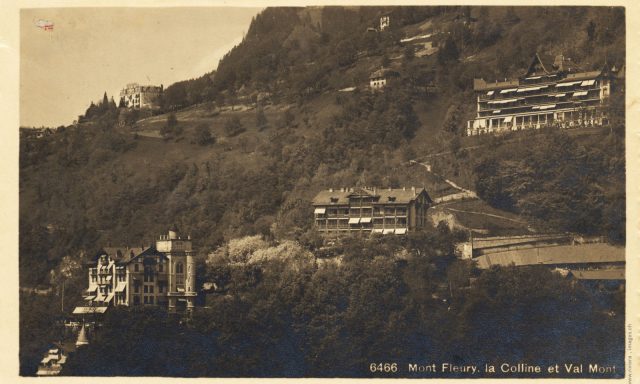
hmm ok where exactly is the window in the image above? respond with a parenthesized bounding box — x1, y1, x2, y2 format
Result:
(133, 296, 140, 305)
(143, 296, 148, 304)
(149, 296, 154, 305)
(159, 284, 164, 293)
(144, 266, 154, 282)
(144, 286, 148, 293)
(134, 264, 139, 272)
(150, 286, 154, 294)
(176, 262, 184, 274)
(134, 284, 139, 293)
(158, 263, 163, 272)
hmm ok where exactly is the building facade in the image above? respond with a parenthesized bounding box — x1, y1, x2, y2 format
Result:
(369, 68, 400, 89)
(78, 230, 196, 312)
(466, 53, 613, 136)
(119, 83, 163, 109)
(312, 187, 432, 235)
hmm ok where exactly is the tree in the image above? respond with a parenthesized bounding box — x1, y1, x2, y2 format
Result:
(193, 124, 215, 146)
(256, 108, 268, 131)
(161, 112, 181, 139)
(224, 116, 245, 137)
(437, 36, 459, 65)
(403, 45, 415, 61)
(586, 20, 597, 42)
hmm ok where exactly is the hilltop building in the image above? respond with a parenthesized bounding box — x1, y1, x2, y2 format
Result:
(119, 83, 163, 109)
(369, 68, 400, 89)
(380, 15, 390, 31)
(466, 53, 613, 135)
(75, 229, 196, 313)
(312, 187, 432, 235)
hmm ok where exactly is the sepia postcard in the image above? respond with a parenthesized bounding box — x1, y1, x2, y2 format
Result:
(1, 0, 639, 383)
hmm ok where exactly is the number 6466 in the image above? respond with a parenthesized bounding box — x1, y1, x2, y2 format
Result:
(369, 363, 398, 373)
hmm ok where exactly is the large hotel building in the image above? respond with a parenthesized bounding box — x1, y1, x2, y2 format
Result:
(312, 187, 432, 235)
(466, 53, 615, 136)
(74, 229, 197, 315)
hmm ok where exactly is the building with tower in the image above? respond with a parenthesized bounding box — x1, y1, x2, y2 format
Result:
(74, 229, 197, 314)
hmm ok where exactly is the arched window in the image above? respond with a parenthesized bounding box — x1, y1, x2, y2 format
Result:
(176, 262, 184, 274)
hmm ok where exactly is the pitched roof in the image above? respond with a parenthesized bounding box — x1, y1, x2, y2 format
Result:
(562, 70, 603, 82)
(475, 243, 625, 269)
(95, 246, 165, 264)
(569, 268, 625, 280)
(312, 187, 430, 205)
(370, 68, 400, 79)
(473, 78, 520, 91)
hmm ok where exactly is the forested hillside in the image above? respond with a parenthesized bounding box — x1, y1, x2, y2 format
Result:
(20, 6, 625, 376)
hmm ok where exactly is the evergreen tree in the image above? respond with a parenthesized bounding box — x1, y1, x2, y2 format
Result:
(438, 36, 460, 65)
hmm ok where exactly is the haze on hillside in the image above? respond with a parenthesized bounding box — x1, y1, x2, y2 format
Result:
(20, 7, 262, 128)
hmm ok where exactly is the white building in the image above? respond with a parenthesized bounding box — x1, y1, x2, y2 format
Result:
(75, 230, 197, 313)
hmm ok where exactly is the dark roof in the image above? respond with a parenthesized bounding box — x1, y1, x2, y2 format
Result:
(370, 68, 400, 79)
(312, 187, 430, 206)
(562, 70, 604, 82)
(95, 246, 165, 264)
(475, 243, 625, 269)
(569, 268, 625, 280)
(473, 78, 520, 91)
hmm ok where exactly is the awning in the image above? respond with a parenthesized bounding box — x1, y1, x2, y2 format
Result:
(373, 229, 384, 233)
(556, 81, 580, 87)
(526, 76, 541, 80)
(83, 295, 96, 301)
(573, 91, 588, 96)
(348, 218, 360, 224)
(504, 116, 513, 123)
(360, 217, 372, 223)
(395, 228, 407, 234)
(486, 90, 494, 96)
(106, 275, 112, 281)
(554, 93, 566, 97)
(532, 106, 540, 110)
(499, 88, 517, 94)
(492, 110, 501, 114)
(114, 283, 126, 292)
(105, 292, 115, 303)
(581, 79, 595, 86)
(488, 98, 519, 104)
(72, 306, 108, 315)
(314, 207, 326, 214)
(517, 86, 543, 92)
(383, 229, 395, 234)
(539, 104, 556, 110)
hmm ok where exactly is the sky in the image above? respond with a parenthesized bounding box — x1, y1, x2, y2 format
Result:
(20, 7, 263, 127)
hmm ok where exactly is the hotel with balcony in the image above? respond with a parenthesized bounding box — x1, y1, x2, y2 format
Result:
(466, 53, 613, 136)
(312, 187, 432, 235)
(74, 229, 197, 314)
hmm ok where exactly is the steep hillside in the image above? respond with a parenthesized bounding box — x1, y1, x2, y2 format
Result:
(20, 5, 625, 286)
